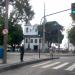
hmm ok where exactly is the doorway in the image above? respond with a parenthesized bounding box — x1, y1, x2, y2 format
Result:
(34, 45, 38, 52)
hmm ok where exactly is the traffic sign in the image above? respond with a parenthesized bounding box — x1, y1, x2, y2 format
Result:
(2, 29, 8, 35)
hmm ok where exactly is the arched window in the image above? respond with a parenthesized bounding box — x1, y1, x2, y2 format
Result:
(35, 28, 37, 32)
(35, 39, 37, 43)
(26, 39, 28, 43)
(31, 39, 33, 43)
(26, 27, 28, 33)
(39, 39, 41, 43)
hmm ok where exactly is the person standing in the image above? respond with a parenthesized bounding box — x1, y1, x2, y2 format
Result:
(20, 44, 24, 62)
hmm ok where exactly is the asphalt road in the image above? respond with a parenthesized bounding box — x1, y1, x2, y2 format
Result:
(0, 56, 75, 75)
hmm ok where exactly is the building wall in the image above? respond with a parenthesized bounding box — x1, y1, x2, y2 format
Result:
(24, 37, 42, 50)
(24, 23, 48, 52)
(24, 25, 38, 35)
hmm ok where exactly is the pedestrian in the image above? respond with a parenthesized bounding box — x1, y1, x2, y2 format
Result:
(49, 47, 53, 59)
(20, 44, 24, 62)
(50, 51, 53, 59)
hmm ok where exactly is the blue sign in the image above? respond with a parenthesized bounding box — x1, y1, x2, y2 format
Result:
(0, 48, 4, 59)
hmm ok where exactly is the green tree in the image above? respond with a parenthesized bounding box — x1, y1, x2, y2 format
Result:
(38, 21, 64, 47)
(0, 16, 4, 45)
(68, 26, 75, 46)
(8, 21, 23, 46)
(0, 0, 34, 45)
(0, 16, 23, 46)
(0, 0, 34, 25)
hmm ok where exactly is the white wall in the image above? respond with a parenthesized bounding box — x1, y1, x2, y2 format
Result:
(24, 25, 38, 35)
(24, 37, 48, 50)
(23, 23, 48, 51)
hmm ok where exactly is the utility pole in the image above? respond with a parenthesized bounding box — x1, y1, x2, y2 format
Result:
(42, 3, 46, 52)
(3, 0, 9, 64)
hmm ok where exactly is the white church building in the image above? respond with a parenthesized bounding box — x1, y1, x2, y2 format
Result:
(23, 21, 48, 52)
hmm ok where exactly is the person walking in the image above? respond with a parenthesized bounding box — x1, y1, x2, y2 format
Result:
(20, 44, 24, 62)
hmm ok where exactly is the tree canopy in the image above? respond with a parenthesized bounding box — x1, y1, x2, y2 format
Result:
(0, 16, 23, 46)
(0, 16, 3, 45)
(68, 26, 75, 46)
(38, 21, 64, 47)
(0, 0, 34, 25)
(8, 21, 23, 46)
(0, 0, 34, 46)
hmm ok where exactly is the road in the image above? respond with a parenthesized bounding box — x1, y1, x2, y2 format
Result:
(0, 56, 75, 75)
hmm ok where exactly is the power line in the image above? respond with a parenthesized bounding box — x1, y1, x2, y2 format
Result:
(40, 8, 71, 23)
(45, 8, 71, 17)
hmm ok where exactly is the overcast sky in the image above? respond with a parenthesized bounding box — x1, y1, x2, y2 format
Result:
(29, 0, 75, 48)
(30, 0, 75, 25)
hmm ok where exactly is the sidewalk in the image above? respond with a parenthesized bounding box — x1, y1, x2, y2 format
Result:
(0, 52, 74, 72)
(0, 52, 50, 64)
(0, 52, 59, 72)
(0, 52, 75, 64)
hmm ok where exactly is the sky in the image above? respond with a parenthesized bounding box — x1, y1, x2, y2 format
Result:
(29, 0, 75, 48)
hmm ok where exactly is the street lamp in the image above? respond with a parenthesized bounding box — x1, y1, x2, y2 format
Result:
(24, 24, 26, 51)
(39, 3, 46, 52)
(38, 35, 41, 58)
(57, 30, 60, 53)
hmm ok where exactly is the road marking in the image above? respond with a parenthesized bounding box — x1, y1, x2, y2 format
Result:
(32, 61, 51, 67)
(41, 62, 61, 68)
(65, 63, 75, 71)
(53, 62, 69, 69)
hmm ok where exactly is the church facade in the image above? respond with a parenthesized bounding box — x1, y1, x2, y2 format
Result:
(23, 22, 48, 52)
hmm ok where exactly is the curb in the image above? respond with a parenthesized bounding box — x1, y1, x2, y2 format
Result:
(0, 57, 59, 73)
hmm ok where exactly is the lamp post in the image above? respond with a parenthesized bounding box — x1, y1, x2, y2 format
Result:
(38, 35, 40, 58)
(24, 24, 26, 52)
(39, 3, 46, 53)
